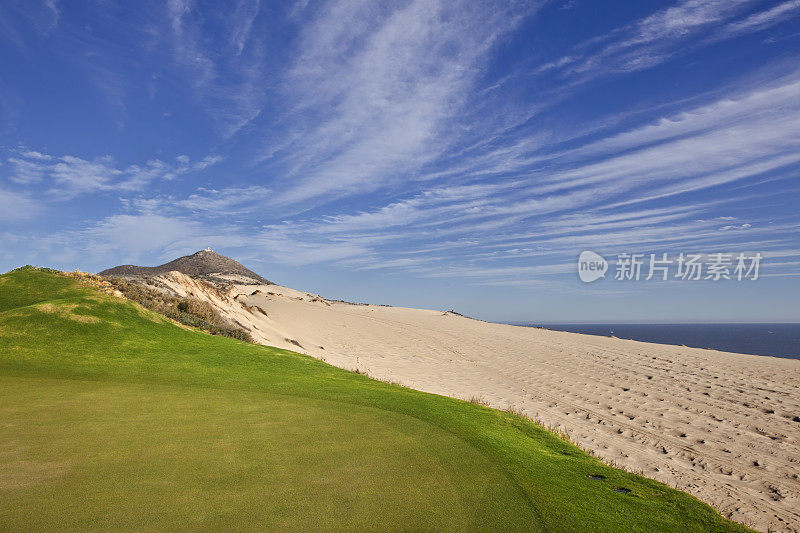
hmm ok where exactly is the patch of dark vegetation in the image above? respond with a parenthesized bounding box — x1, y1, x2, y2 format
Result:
(613, 487, 631, 494)
(588, 474, 606, 480)
(105, 277, 254, 343)
(768, 485, 784, 501)
(285, 338, 304, 349)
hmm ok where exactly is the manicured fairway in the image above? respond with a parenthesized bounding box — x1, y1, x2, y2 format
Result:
(0, 268, 749, 531)
(0, 377, 536, 530)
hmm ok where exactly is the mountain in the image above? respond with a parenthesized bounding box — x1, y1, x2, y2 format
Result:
(98, 249, 271, 284)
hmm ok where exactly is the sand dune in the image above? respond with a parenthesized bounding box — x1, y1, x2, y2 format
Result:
(159, 271, 800, 531)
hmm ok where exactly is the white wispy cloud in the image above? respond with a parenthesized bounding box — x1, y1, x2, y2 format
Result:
(536, 0, 798, 80)
(261, 0, 539, 206)
(572, 76, 800, 157)
(38, 213, 253, 268)
(251, 231, 372, 266)
(177, 185, 271, 214)
(0, 187, 41, 222)
(7, 157, 48, 184)
(19, 149, 51, 160)
(164, 0, 269, 136)
(40, 0, 60, 31)
(720, 0, 800, 37)
(190, 155, 225, 171)
(628, 0, 749, 43)
(0, 1, 61, 55)
(440, 74, 800, 221)
(230, 0, 260, 56)
(93, 214, 205, 257)
(4, 149, 223, 197)
(167, 0, 215, 87)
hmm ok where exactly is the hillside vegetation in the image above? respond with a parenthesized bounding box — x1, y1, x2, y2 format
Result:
(0, 267, 749, 531)
(103, 275, 253, 342)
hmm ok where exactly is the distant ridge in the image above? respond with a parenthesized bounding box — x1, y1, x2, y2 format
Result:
(98, 249, 271, 284)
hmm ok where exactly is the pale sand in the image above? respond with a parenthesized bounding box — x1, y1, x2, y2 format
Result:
(160, 271, 800, 531)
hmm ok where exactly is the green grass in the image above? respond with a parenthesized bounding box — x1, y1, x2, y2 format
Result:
(0, 268, 750, 531)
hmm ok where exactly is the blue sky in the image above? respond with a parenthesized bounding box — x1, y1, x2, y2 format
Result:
(1, 0, 799, 323)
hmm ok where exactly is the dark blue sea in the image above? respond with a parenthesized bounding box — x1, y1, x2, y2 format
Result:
(518, 323, 800, 360)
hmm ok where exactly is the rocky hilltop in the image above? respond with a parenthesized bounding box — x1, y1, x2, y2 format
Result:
(99, 249, 271, 285)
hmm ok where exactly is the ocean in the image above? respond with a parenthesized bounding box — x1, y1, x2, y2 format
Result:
(521, 323, 800, 360)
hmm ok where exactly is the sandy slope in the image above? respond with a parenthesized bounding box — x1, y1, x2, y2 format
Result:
(160, 271, 800, 532)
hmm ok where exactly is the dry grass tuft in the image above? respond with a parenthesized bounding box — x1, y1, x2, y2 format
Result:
(469, 395, 491, 407)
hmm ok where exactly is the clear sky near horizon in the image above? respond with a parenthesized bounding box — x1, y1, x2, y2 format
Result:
(1, 0, 799, 323)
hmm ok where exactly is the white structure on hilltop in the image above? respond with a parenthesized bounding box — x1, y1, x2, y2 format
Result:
(205, 247, 212, 252)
